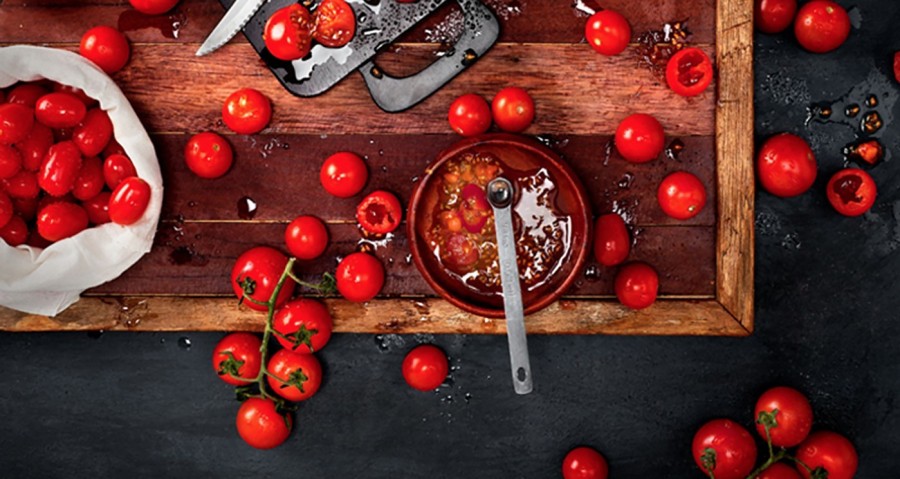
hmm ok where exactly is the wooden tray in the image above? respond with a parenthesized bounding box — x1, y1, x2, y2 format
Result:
(0, 0, 753, 335)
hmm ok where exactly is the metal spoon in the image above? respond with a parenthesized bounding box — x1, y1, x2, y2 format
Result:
(486, 177, 533, 395)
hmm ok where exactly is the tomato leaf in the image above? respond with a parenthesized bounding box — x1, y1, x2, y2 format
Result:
(290, 324, 318, 352)
(810, 467, 829, 479)
(216, 351, 246, 379)
(701, 447, 717, 476)
(234, 384, 257, 402)
(284, 369, 309, 394)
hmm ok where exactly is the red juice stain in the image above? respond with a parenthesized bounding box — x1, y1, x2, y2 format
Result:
(117, 10, 187, 39)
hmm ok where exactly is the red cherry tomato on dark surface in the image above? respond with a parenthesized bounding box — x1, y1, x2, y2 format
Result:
(615, 113, 665, 163)
(758, 462, 802, 479)
(356, 190, 403, 235)
(15, 122, 52, 171)
(82, 191, 112, 225)
(0, 191, 12, 230)
(235, 398, 292, 450)
(585, 9, 631, 56)
(755, 0, 798, 34)
(79, 26, 130, 74)
(757, 133, 817, 198)
(754, 386, 813, 448)
(692, 419, 757, 479)
(336, 252, 384, 302)
(0, 103, 35, 145)
(320, 151, 368, 198)
(73, 108, 112, 157)
(491, 87, 535, 133)
(72, 157, 105, 201)
(37, 201, 89, 242)
(313, 0, 356, 48)
(222, 88, 272, 135)
(266, 348, 323, 402)
(2, 170, 40, 199)
(6, 84, 47, 108)
(593, 213, 630, 267)
(0, 144, 22, 180)
(795, 431, 858, 479)
(0, 214, 28, 246)
(657, 171, 707, 220)
(665, 47, 713, 97)
(273, 298, 333, 353)
(103, 153, 136, 190)
(108, 176, 150, 225)
(794, 0, 850, 54)
(212, 332, 262, 386)
(184, 132, 233, 179)
(35, 92, 87, 129)
(284, 215, 329, 260)
(448, 93, 492, 137)
(826, 168, 876, 217)
(230, 246, 296, 312)
(402, 344, 449, 391)
(128, 0, 180, 15)
(39, 141, 83, 197)
(562, 446, 609, 479)
(614, 261, 658, 309)
(264, 4, 314, 61)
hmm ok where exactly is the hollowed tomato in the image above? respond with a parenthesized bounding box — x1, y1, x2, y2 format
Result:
(356, 190, 402, 234)
(665, 47, 713, 97)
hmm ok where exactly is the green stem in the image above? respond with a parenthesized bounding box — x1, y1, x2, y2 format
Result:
(746, 449, 786, 479)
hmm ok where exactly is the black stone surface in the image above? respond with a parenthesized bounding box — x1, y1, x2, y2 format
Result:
(2, 1, 899, 477)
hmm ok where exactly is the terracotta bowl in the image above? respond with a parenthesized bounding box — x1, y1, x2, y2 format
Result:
(407, 133, 592, 318)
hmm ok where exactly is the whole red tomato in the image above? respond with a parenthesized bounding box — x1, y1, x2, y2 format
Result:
(356, 190, 403, 235)
(15, 123, 53, 171)
(0, 144, 22, 180)
(108, 176, 151, 225)
(615, 113, 665, 163)
(657, 171, 707, 220)
(284, 215, 329, 260)
(103, 153, 137, 190)
(72, 156, 105, 201)
(826, 168, 876, 217)
(614, 262, 658, 310)
(6, 84, 48, 108)
(757, 133, 817, 198)
(79, 26, 130, 74)
(335, 252, 384, 302)
(692, 419, 757, 479)
(184, 132, 233, 179)
(759, 462, 801, 479)
(585, 9, 631, 56)
(235, 398, 292, 450)
(39, 141, 83, 197)
(448, 93, 492, 137)
(211, 332, 262, 386)
(222, 88, 272, 135)
(2, 170, 40, 199)
(794, 0, 850, 53)
(273, 298, 333, 353)
(402, 344, 449, 391)
(35, 92, 87, 129)
(795, 431, 858, 479)
(36, 201, 89, 242)
(264, 4, 314, 61)
(82, 191, 112, 225)
(129, 0, 180, 15)
(313, 0, 356, 48)
(320, 151, 368, 198)
(755, 0, 798, 34)
(593, 213, 630, 267)
(562, 446, 609, 479)
(754, 386, 813, 447)
(0, 215, 28, 246)
(73, 108, 112, 157)
(266, 348, 323, 402)
(0, 103, 35, 145)
(665, 47, 713, 97)
(231, 246, 296, 312)
(491, 87, 535, 133)
(53, 84, 96, 107)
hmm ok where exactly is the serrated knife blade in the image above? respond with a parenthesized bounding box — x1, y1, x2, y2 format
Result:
(196, 0, 266, 57)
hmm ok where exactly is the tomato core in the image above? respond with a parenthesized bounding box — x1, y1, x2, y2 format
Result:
(364, 203, 392, 227)
(832, 175, 862, 204)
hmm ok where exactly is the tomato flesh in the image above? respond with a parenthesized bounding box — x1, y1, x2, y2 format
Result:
(264, 4, 314, 61)
(666, 47, 713, 97)
(826, 168, 876, 217)
(313, 0, 356, 48)
(356, 190, 403, 234)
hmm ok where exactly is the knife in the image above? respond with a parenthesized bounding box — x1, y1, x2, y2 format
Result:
(196, 0, 266, 57)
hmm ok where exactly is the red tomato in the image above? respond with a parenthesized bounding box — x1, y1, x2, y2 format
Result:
(184, 132, 233, 179)
(794, 1, 850, 53)
(615, 113, 665, 163)
(442, 232, 479, 270)
(692, 419, 757, 479)
(6, 84, 48, 108)
(336, 252, 384, 302)
(0, 191, 12, 230)
(585, 9, 631, 56)
(266, 349, 323, 402)
(826, 168, 876, 217)
(313, 0, 356, 48)
(39, 141, 83, 197)
(0, 144, 22, 180)
(448, 93, 492, 137)
(235, 398, 292, 450)
(894, 52, 900, 84)
(12, 197, 38, 221)
(102, 138, 126, 158)
(211, 332, 262, 386)
(755, 0, 798, 34)
(0, 214, 28, 246)
(665, 47, 713, 97)
(402, 344, 448, 391)
(491, 87, 535, 133)
(264, 4, 314, 61)
(15, 122, 53, 171)
(35, 92, 87, 129)
(72, 156, 105, 201)
(273, 298, 333, 353)
(562, 446, 609, 479)
(128, 0, 180, 15)
(230, 246, 296, 312)
(73, 109, 112, 157)
(657, 171, 707, 220)
(2, 170, 40, 199)
(795, 431, 858, 479)
(0, 103, 35, 145)
(320, 151, 368, 198)
(108, 176, 150, 225)
(757, 133, 817, 198)
(79, 26, 130, 74)
(593, 213, 630, 267)
(284, 215, 329, 260)
(759, 463, 801, 479)
(222, 88, 272, 135)
(754, 386, 813, 447)
(82, 191, 112, 225)
(53, 84, 96, 107)
(37, 201, 89, 242)
(458, 184, 491, 233)
(614, 262, 658, 309)
(103, 153, 137, 190)
(356, 190, 403, 234)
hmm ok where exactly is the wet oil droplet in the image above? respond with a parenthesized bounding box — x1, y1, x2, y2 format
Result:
(665, 138, 685, 161)
(464, 393, 473, 404)
(617, 173, 634, 189)
(861, 111, 883, 134)
(237, 196, 257, 220)
(845, 103, 860, 118)
(461, 49, 478, 66)
(178, 337, 192, 349)
(584, 264, 601, 281)
(866, 94, 878, 108)
(603, 139, 614, 166)
(369, 66, 383, 79)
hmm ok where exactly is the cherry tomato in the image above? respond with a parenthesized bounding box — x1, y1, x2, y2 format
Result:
(284, 215, 329, 260)
(72, 156, 105, 201)
(402, 344, 448, 391)
(211, 332, 262, 386)
(0, 191, 12, 230)
(264, 4, 314, 61)
(102, 138, 126, 158)
(795, 431, 858, 479)
(759, 462, 801, 479)
(15, 122, 53, 171)
(7, 84, 47, 107)
(0, 103, 35, 145)
(35, 92, 87, 129)
(794, 1, 850, 53)
(39, 141, 83, 197)
(53, 84, 96, 108)
(457, 183, 491, 233)
(82, 191, 112, 225)
(657, 171, 707, 220)
(230, 246, 296, 312)
(79, 26, 130, 74)
(665, 47, 713, 97)
(615, 113, 665, 163)
(491, 87, 535, 133)
(336, 252, 384, 302)
(448, 93, 492, 137)
(128, 0, 180, 15)
(754, 386, 813, 448)
(184, 132, 233, 179)
(562, 446, 609, 479)
(235, 398, 292, 450)
(108, 176, 150, 225)
(593, 213, 630, 267)
(320, 151, 368, 198)
(757, 133, 817, 198)
(37, 201, 89, 242)
(585, 9, 631, 56)
(0, 214, 28, 246)
(826, 168, 876, 217)
(103, 153, 137, 190)
(73, 109, 112, 157)
(755, 0, 798, 34)
(2, 170, 40, 199)
(266, 349, 323, 402)
(356, 190, 403, 234)
(222, 88, 272, 135)
(614, 262, 658, 309)
(0, 144, 22, 180)
(692, 419, 757, 479)
(12, 197, 38, 221)
(273, 298, 333, 353)
(313, 0, 356, 48)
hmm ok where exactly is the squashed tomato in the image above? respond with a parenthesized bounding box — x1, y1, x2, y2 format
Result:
(320, 151, 368, 198)
(273, 298, 333, 353)
(794, 0, 850, 53)
(757, 133, 817, 198)
(402, 344, 449, 391)
(0, 103, 35, 145)
(264, 4, 314, 61)
(73, 109, 112, 157)
(212, 332, 262, 386)
(235, 398, 292, 450)
(34, 92, 87, 129)
(39, 141, 83, 197)
(585, 9, 631, 56)
(36, 201, 89, 242)
(491, 87, 535, 133)
(356, 190, 403, 235)
(692, 419, 757, 479)
(284, 214, 329, 260)
(755, 0, 798, 34)
(108, 176, 150, 225)
(448, 93, 492, 137)
(666, 47, 713, 97)
(795, 431, 858, 479)
(826, 168, 876, 217)
(313, 0, 356, 48)
(336, 252, 384, 302)
(562, 446, 609, 479)
(79, 26, 130, 74)
(754, 386, 813, 448)
(657, 171, 707, 220)
(593, 213, 630, 267)
(266, 348, 323, 402)
(222, 88, 272, 135)
(184, 132, 233, 179)
(615, 113, 665, 163)
(230, 246, 296, 312)
(614, 261, 658, 309)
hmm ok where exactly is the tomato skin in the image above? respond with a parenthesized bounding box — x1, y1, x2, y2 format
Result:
(593, 213, 630, 267)
(755, 0, 798, 34)
(757, 133, 817, 198)
(448, 93, 492, 137)
(614, 262, 658, 309)
(184, 132, 233, 179)
(235, 398, 292, 450)
(212, 332, 262, 386)
(794, 1, 850, 53)
(0, 191, 12, 230)
(336, 252, 384, 302)
(15, 122, 53, 171)
(491, 87, 535, 133)
(562, 446, 609, 479)
(657, 171, 707, 220)
(266, 349, 323, 402)
(313, 0, 356, 48)
(39, 141, 83, 197)
(35, 92, 87, 129)
(108, 176, 150, 225)
(0, 214, 28, 246)
(615, 113, 665, 163)
(79, 26, 130, 74)
(665, 47, 713, 97)
(0, 103, 35, 145)
(37, 201, 89, 242)
(273, 298, 333, 353)
(758, 462, 801, 479)
(692, 419, 758, 479)
(103, 153, 137, 190)
(320, 151, 368, 198)
(128, 0, 180, 15)
(2, 170, 40, 199)
(826, 168, 876, 217)
(284, 215, 329, 260)
(442, 232, 479, 270)
(356, 190, 403, 234)
(72, 156, 105, 201)
(264, 4, 314, 61)
(82, 191, 112, 225)
(222, 88, 272, 135)
(230, 246, 296, 312)
(53, 84, 96, 108)
(402, 344, 449, 391)
(754, 386, 813, 447)
(6, 84, 48, 108)
(0, 144, 22, 180)
(73, 108, 112, 157)
(795, 431, 858, 479)
(585, 9, 631, 56)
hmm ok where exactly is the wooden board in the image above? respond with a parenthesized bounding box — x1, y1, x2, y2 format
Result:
(0, 0, 754, 335)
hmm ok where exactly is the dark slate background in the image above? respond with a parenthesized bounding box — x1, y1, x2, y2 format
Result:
(1, 1, 898, 477)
